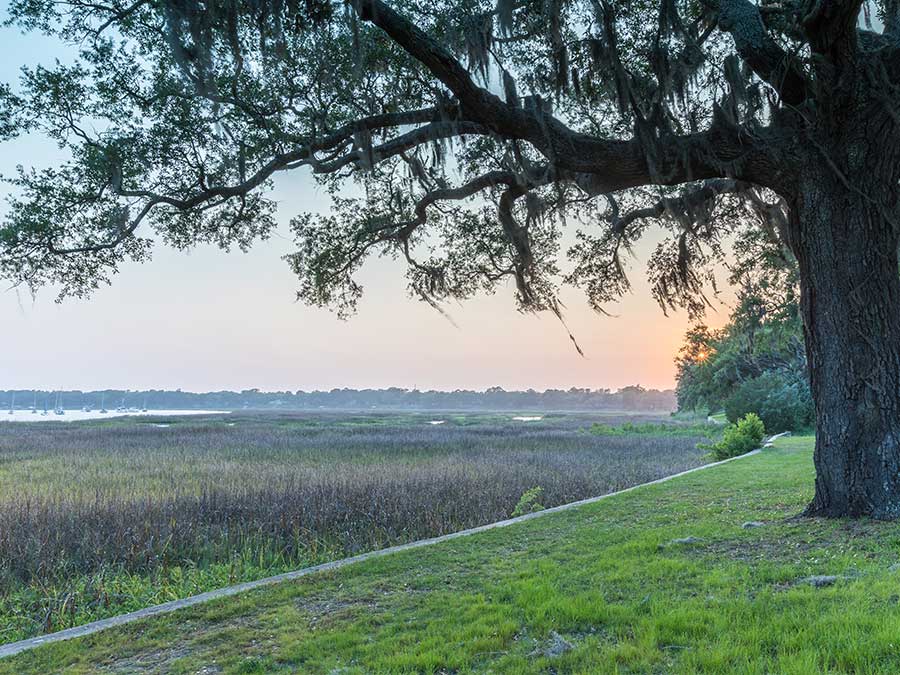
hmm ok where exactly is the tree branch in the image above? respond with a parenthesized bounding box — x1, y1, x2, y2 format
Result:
(713, 0, 809, 105)
(397, 170, 531, 240)
(609, 178, 754, 231)
(355, 0, 783, 191)
(800, 0, 863, 62)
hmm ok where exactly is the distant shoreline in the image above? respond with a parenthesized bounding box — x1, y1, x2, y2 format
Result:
(0, 410, 228, 423)
(0, 386, 677, 414)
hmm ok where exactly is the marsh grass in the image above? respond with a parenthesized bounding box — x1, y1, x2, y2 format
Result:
(588, 420, 719, 437)
(0, 411, 707, 642)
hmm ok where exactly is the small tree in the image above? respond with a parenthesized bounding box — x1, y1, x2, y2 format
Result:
(2, 0, 900, 516)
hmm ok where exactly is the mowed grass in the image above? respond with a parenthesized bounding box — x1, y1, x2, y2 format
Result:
(0, 411, 708, 642)
(9, 435, 900, 673)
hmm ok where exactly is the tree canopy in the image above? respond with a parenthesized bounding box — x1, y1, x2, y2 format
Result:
(1, 0, 871, 320)
(5, 1, 900, 518)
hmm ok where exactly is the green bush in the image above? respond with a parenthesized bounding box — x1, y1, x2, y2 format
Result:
(724, 372, 813, 432)
(511, 487, 545, 518)
(735, 412, 766, 444)
(704, 413, 766, 461)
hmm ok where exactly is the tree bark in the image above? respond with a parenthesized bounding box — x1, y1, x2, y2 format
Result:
(788, 154, 900, 518)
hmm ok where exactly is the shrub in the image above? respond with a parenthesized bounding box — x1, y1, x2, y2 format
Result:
(704, 413, 766, 460)
(511, 487, 545, 518)
(724, 372, 813, 432)
(735, 412, 766, 445)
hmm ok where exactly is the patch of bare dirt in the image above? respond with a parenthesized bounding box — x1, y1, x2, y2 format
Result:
(99, 647, 191, 674)
(296, 595, 379, 630)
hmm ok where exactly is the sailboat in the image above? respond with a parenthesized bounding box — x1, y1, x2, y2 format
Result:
(8, 393, 13, 415)
(141, 396, 148, 413)
(31, 393, 37, 414)
(53, 391, 65, 415)
(41, 397, 48, 416)
(99, 393, 108, 414)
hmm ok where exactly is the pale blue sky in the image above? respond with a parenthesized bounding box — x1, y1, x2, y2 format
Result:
(0, 17, 727, 393)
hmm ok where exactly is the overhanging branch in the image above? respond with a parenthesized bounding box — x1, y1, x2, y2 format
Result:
(355, 0, 783, 191)
(712, 0, 809, 106)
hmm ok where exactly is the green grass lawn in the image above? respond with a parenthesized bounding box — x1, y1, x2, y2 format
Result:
(8, 435, 900, 674)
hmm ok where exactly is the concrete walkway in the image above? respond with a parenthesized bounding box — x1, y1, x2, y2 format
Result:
(0, 441, 776, 660)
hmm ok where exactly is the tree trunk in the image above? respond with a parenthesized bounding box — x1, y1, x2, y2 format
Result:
(788, 159, 900, 518)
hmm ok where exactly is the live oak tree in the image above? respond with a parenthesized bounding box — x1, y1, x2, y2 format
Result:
(2, 0, 900, 517)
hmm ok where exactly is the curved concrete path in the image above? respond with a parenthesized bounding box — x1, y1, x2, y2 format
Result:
(0, 441, 778, 659)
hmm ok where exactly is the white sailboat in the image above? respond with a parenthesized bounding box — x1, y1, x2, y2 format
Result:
(99, 393, 108, 414)
(53, 391, 65, 415)
(8, 393, 13, 415)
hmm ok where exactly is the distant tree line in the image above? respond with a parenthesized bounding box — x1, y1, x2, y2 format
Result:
(1, 386, 675, 412)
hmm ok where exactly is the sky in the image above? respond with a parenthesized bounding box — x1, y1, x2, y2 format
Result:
(0, 19, 730, 394)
